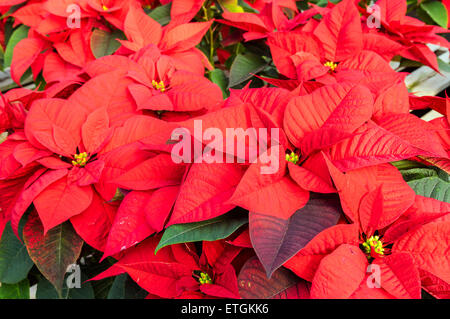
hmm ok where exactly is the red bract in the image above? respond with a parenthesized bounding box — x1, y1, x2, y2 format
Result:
(119, 5, 213, 75)
(0, 88, 44, 132)
(44, 0, 139, 29)
(281, 81, 446, 173)
(9, 2, 105, 84)
(217, 0, 298, 41)
(365, 0, 450, 72)
(284, 183, 450, 299)
(93, 237, 241, 299)
(5, 96, 166, 234)
(125, 45, 223, 113)
(101, 186, 180, 258)
(10, 99, 106, 232)
(267, 0, 404, 92)
(84, 45, 223, 117)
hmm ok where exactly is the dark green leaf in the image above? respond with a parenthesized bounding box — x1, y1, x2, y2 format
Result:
(156, 209, 248, 253)
(148, 3, 172, 26)
(107, 273, 147, 299)
(228, 52, 266, 88)
(0, 222, 33, 284)
(406, 168, 450, 203)
(107, 274, 127, 299)
(401, 167, 438, 182)
(36, 272, 94, 299)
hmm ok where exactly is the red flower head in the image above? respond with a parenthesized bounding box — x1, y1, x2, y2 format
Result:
(119, 5, 213, 75)
(284, 159, 450, 299)
(217, 0, 299, 41)
(361, 0, 450, 72)
(126, 45, 223, 115)
(266, 0, 406, 94)
(93, 236, 242, 299)
(5, 95, 167, 235)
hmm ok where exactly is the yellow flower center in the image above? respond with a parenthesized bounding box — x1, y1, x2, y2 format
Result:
(72, 152, 88, 167)
(152, 80, 166, 92)
(324, 61, 338, 72)
(286, 151, 299, 165)
(102, 4, 109, 11)
(362, 235, 385, 257)
(198, 272, 212, 285)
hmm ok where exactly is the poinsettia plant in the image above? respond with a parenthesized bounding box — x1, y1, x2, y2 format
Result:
(0, 0, 449, 300)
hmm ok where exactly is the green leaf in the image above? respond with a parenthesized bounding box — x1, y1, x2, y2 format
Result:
(228, 52, 266, 88)
(237, 0, 258, 13)
(218, 0, 244, 12)
(401, 167, 438, 182)
(391, 160, 427, 171)
(23, 213, 84, 296)
(90, 29, 123, 59)
(209, 69, 229, 98)
(0, 222, 33, 284)
(156, 209, 248, 253)
(0, 132, 7, 144)
(420, 1, 448, 28)
(4, 25, 29, 68)
(0, 3, 26, 19)
(0, 279, 30, 299)
(107, 274, 147, 299)
(36, 272, 94, 299)
(406, 168, 450, 203)
(148, 3, 172, 26)
(107, 274, 127, 299)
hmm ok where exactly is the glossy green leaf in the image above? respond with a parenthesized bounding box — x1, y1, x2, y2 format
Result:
(209, 68, 229, 98)
(4, 25, 29, 68)
(156, 209, 248, 253)
(420, 1, 448, 28)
